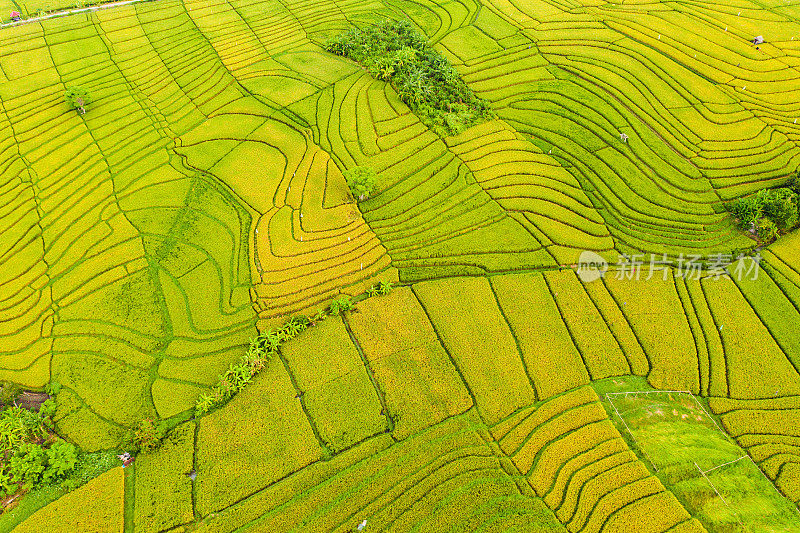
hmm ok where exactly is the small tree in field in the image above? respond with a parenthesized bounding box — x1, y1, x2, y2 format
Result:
(65, 86, 90, 115)
(344, 167, 377, 201)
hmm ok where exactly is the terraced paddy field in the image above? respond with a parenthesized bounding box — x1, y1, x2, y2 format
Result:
(0, 0, 799, 531)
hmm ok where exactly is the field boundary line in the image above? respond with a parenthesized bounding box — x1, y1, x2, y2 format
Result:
(606, 390, 691, 395)
(605, 393, 659, 472)
(700, 455, 747, 475)
(694, 462, 746, 529)
(746, 456, 800, 517)
(686, 391, 735, 443)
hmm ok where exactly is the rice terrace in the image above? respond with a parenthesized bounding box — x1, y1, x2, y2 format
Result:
(1, 0, 800, 530)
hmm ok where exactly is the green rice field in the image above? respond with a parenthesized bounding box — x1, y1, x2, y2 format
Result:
(0, 0, 799, 531)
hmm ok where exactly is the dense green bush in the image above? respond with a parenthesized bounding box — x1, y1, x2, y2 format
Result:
(757, 218, 780, 243)
(759, 188, 799, 230)
(789, 171, 800, 195)
(344, 167, 377, 201)
(8, 443, 46, 488)
(0, 381, 22, 407)
(326, 19, 493, 136)
(42, 441, 78, 483)
(368, 281, 394, 296)
(38, 399, 56, 421)
(727, 185, 799, 240)
(0, 406, 48, 453)
(64, 87, 91, 115)
(133, 419, 168, 453)
(0, 403, 78, 497)
(727, 196, 762, 229)
(0, 469, 14, 496)
(327, 296, 354, 315)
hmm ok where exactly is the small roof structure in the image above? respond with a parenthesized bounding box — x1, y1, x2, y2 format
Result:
(753, 36, 764, 45)
(10, 10, 20, 17)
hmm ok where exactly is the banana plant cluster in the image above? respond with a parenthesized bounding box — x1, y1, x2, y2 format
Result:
(195, 283, 394, 417)
(193, 317, 308, 417)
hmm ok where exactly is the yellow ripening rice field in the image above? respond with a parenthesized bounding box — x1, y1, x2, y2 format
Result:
(0, 0, 799, 531)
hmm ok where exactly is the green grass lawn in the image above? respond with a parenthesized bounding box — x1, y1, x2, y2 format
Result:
(599, 380, 799, 531)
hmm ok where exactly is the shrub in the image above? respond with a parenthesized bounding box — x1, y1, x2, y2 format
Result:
(727, 196, 762, 229)
(38, 399, 56, 421)
(243, 344, 267, 374)
(728, 185, 800, 239)
(44, 382, 61, 396)
(9, 443, 47, 487)
(194, 393, 215, 417)
(0, 406, 47, 453)
(223, 363, 253, 393)
(134, 419, 167, 453)
(0, 401, 78, 496)
(344, 167, 377, 201)
(42, 440, 78, 483)
(64, 86, 91, 115)
(325, 19, 493, 136)
(757, 187, 798, 231)
(1, 381, 22, 407)
(368, 281, 394, 296)
(0, 469, 14, 497)
(757, 218, 779, 243)
(789, 171, 800, 195)
(310, 308, 328, 324)
(284, 315, 310, 337)
(328, 296, 354, 315)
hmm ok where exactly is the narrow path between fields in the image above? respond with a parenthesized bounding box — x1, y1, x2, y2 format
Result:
(1, 0, 156, 29)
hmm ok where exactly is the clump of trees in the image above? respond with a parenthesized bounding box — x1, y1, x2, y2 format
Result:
(0, 385, 78, 499)
(325, 19, 493, 136)
(727, 173, 799, 244)
(344, 166, 377, 201)
(64, 86, 90, 115)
